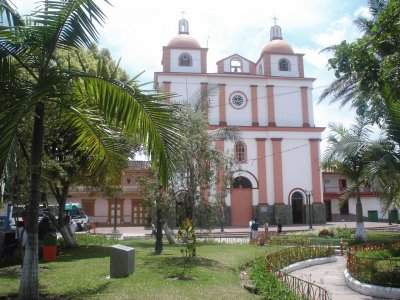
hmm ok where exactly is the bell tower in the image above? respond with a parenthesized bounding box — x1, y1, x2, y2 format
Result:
(161, 18, 208, 73)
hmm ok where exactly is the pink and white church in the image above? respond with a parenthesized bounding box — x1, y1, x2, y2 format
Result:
(155, 18, 326, 226)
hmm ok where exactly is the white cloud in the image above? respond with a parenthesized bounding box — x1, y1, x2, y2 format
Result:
(10, 0, 370, 154)
(312, 16, 360, 47)
(354, 6, 370, 18)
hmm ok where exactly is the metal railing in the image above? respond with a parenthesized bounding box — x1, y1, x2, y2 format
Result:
(265, 246, 332, 300)
(274, 269, 330, 300)
(347, 243, 400, 288)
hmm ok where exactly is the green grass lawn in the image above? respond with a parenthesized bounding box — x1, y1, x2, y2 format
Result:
(366, 230, 400, 242)
(0, 238, 281, 299)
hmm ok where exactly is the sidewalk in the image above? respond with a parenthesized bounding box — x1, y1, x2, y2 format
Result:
(92, 221, 399, 237)
(290, 256, 387, 300)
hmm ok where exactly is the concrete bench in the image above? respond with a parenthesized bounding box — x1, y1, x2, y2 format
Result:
(110, 244, 135, 278)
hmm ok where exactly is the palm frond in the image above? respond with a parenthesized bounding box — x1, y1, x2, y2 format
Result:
(318, 75, 358, 105)
(354, 17, 374, 34)
(0, 56, 36, 179)
(70, 74, 182, 185)
(60, 105, 129, 179)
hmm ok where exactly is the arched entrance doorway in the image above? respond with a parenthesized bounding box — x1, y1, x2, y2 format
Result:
(291, 191, 304, 224)
(231, 176, 252, 226)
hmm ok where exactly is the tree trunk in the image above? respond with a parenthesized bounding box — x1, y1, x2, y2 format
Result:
(163, 223, 176, 245)
(60, 225, 76, 246)
(155, 205, 163, 254)
(47, 184, 77, 248)
(354, 188, 367, 241)
(19, 102, 45, 300)
(46, 212, 76, 248)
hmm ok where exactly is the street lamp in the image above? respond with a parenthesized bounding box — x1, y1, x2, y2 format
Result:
(305, 190, 313, 230)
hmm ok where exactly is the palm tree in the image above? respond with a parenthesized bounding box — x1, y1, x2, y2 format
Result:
(318, 0, 396, 124)
(365, 95, 400, 213)
(365, 139, 400, 213)
(322, 117, 372, 240)
(0, 1, 181, 298)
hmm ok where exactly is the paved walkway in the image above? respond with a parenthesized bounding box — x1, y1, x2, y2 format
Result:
(290, 256, 387, 300)
(93, 221, 399, 236)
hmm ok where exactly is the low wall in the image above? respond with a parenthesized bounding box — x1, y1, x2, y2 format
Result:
(344, 269, 400, 299)
(282, 256, 337, 273)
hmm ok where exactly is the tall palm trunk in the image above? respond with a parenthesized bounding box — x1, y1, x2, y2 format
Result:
(19, 102, 45, 300)
(354, 188, 367, 240)
(155, 204, 163, 254)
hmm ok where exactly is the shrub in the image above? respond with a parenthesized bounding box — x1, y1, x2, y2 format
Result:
(250, 259, 299, 300)
(268, 235, 312, 246)
(335, 227, 354, 239)
(389, 245, 400, 257)
(318, 229, 334, 238)
(178, 218, 197, 275)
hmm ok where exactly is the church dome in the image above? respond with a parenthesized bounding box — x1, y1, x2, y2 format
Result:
(167, 18, 201, 48)
(168, 34, 201, 48)
(261, 24, 294, 55)
(262, 39, 294, 54)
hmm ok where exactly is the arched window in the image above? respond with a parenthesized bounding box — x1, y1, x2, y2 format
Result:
(234, 141, 246, 163)
(279, 58, 290, 71)
(232, 176, 252, 188)
(230, 58, 242, 73)
(179, 53, 192, 66)
(291, 191, 303, 203)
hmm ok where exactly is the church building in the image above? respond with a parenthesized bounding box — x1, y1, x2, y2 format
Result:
(154, 18, 326, 226)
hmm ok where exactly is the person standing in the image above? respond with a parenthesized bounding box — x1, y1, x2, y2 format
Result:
(277, 218, 282, 235)
(251, 218, 260, 240)
(248, 218, 254, 240)
(264, 220, 269, 237)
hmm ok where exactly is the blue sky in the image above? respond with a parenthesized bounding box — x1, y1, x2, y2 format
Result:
(12, 0, 370, 152)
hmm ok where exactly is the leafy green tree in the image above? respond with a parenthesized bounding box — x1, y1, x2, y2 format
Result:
(42, 47, 140, 248)
(320, 0, 400, 126)
(320, 0, 400, 215)
(170, 89, 238, 225)
(0, 1, 181, 298)
(136, 171, 174, 253)
(364, 139, 400, 213)
(322, 117, 372, 240)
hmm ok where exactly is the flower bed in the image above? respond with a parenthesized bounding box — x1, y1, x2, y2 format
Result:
(347, 242, 400, 288)
(267, 233, 350, 248)
(265, 245, 335, 270)
(262, 245, 334, 300)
